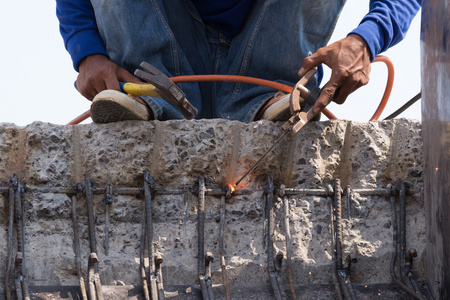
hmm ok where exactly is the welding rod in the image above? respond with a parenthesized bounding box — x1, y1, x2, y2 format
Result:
(235, 130, 289, 186)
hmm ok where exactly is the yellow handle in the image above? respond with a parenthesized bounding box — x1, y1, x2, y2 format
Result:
(121, 82, 160, 97)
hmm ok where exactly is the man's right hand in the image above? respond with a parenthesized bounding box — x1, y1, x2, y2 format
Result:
(76, 54, 141, 100)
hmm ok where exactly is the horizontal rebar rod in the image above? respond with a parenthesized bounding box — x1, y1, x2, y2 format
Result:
(0, 185, 418, 197)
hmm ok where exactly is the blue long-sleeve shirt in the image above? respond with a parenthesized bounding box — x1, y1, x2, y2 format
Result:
(56, 0, 420, 71)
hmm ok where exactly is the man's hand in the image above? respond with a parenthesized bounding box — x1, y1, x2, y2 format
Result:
(76, 54, 141, 100)
(298, 34, 371, 114)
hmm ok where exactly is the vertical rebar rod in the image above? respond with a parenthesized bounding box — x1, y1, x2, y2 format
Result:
(334, 179, 352, 300)
(71, 195, 88, 300)
(266, 177, 282, 300)
(399, 183, 407, 281)
(198, 177, 206, 277)
(334, 179, 343, 271)
(85, 175, 97, 256)
(18, 184, 30, 300)
(219, 195, 231, 300)
(5, 184, 15, 300)
(84, 174, 104, 300)
(330, 181, 344, 300)
(388, 184, 399, 281)
(104, 185, 113, 257)
(144, 170, 158, 300)
(389, 184, 424, 300)
(140, 203, 150, 300)
(155, 255, 165, 300)
(283, 196, 297, 300)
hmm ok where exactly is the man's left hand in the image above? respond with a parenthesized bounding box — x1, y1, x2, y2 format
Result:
(298, 34, 371, 114)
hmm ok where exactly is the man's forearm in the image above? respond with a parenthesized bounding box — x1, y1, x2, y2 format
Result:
(56, 0, 108, 71)
(349, 0, 421, 60)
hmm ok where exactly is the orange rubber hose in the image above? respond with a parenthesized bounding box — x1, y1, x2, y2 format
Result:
(67, 75, 335, 124)
(67, 55, 393, 125)
(369, 55, 394, 121)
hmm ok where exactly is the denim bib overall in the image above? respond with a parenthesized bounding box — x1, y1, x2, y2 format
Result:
(91, 0, 346, 121)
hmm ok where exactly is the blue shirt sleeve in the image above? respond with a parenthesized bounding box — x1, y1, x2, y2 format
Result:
(56, 0, 108, 71)
(349, 0, 421, 61)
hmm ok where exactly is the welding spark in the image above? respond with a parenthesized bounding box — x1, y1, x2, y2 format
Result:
(227, 184, 235, 194)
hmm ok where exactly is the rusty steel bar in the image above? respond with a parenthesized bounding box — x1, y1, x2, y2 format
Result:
(329, 182, 343, 300)
(199, 275, 209, 300)
(198, 177, 206, 277)
(266, 177, 283, 300)
(5, 176, 17, 300)
(143, 170, 158, 300)
(87, 253, 104, 300)
(344, 255, 357, 300)
(104, 185, 113, 256)
(6, 185, 254, 197)
(334, 179, 351, 300)
(205, 253, 215, 300)
(388, 184, 399, 282)
(85, 175, 98, 257)
(140, 204, 150, 300)
(219, 194, 231, 300)
(405, 249, 425, 299)
(334, 179, 343, 271)
(388, 184, 424, 300)
(155, 255, 165, 300)
(17, 184, 30, 300)
(399, 183, 407, 282)
(71, 195, 88, 300)
(283, 196, 297, 300)
(84, 175, 104, 300)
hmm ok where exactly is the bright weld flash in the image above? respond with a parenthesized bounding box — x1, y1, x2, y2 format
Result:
(227, 184, 235, 194)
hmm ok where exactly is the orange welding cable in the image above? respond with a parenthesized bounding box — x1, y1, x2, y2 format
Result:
(67, 75, 336, 124)
(67, 55, 394, 125)
(369, 55, 394, 121)
(170, 75, 337, 119)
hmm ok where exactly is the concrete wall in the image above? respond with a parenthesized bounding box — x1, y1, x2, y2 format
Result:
(0, 119, 425, 298)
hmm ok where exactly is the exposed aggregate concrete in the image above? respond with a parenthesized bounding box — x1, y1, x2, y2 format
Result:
(0, 119, 424, 298)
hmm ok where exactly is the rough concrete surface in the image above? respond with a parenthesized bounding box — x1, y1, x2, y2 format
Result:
(0, 119, 425, 299)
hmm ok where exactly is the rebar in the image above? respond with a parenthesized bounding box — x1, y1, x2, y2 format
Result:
(84, 174, 104, 300)
(17, 184, 30, 300)
(87, 253, 104, 300)
(219, 195, 231, 300)
(85, 175, 98, 257)
(5, 177, 17, 300)
(399, 183, 407, 282)
(104, 185, 113, 257)
(205, 253, 214, 300)
(266, 177, 283, 300)
(143, 170, 158, 300)
(155, 255, 165, 300)
(71, 194, 88, 300)
(283, 196, 297, 300)
(334, 179, 343, 271)
(389, 184, 424, 300)
(140, 204, 150, 300)
(388, 184, 399, 282)
(198, 177, 206, 277)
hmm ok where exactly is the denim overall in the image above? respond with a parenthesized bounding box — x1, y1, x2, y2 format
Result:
(91, 0, 346, 121)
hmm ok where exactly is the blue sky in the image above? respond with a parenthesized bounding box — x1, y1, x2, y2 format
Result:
(0, 1, 421, 126)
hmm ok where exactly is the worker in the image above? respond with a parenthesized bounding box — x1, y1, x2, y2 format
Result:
(56, 0, 420, 123)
